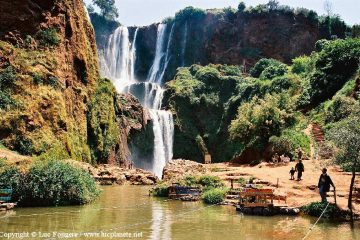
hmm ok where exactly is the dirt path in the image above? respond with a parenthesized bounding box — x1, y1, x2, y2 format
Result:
(206, 160, 359, 213)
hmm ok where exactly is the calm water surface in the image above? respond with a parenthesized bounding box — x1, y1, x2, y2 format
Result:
(0, 186, 359, 240)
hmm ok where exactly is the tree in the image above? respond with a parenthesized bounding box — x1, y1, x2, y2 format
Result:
(328, 116, 360, 221)
(238, 2, 246, 13)
(92, 0, 119, 20)
(324, 0, 333, 17)
(229, 93, 296, 145)
(87, 4, 95, 14)
(267, 0, 279, 11)
(352, 25, 360, 38)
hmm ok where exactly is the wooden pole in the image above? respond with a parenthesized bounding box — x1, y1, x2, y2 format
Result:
(277, 178, 279, 188)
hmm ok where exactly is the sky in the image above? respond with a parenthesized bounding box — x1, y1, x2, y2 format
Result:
(84, 0, 359, 26)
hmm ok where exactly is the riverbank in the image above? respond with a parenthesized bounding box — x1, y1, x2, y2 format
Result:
(2, 185, 359, 240)
(0, 148, 158, 186)
(162, 159, 360, 215)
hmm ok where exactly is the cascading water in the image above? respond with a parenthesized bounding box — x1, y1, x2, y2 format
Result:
(100, 26, 136, 92)
(181, 22, 188, 67)
(100, 24, 174, 178)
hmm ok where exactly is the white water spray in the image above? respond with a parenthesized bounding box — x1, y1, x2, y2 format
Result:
(100, 24, 174, 178)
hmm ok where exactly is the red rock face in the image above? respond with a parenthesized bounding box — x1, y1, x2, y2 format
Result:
(96, 11, 322, 83)
(0, 0, 53, 38)
(206, 13, 320, 66)
(0, 0, 99, 160)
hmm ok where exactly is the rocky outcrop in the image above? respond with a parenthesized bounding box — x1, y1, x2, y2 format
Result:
(162, 159, 208, 182)
(68, 160, 158, 185)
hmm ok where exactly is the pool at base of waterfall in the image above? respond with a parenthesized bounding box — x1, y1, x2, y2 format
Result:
(2, 186, 359, 240)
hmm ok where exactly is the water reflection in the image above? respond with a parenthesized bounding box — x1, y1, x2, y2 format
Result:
(0, 186, 359, 240)
(150, 201, 172, 240)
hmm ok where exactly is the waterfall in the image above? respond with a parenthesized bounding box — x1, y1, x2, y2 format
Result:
(100, 26, 137, 92)
(130, 28, 138, 82)
(181, 22, 188, 67)
(147, 23, 175, 85)
(100, 25, 174, 178)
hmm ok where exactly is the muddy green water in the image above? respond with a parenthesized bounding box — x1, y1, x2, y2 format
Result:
(0, 186, 359, 240)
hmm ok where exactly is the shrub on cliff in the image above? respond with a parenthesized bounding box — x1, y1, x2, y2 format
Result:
(87, 78, 119, 163)
(237, 2, 246, 13)
(0, 160, 99, 206)
(0, 66, 17, 109)
(250, 58, 287, 79)
(202, 188, 227, 204)
(174, 6, 206, 23)
(291, 55, 313, 75)
(36, 28, 60, 48)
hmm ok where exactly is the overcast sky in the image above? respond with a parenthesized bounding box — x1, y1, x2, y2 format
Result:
(84, 0, 359, 26)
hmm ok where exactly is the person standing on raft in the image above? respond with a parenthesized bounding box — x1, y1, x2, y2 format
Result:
(295, 160, 304, 181)
(318, 168, 335, 203)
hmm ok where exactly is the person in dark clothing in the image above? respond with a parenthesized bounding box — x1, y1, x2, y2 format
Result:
(289, 167, 296, 180)
(318, 168, 335, 203)
(295, 160, 304, 181)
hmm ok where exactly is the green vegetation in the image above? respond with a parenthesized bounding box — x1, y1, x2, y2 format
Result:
(198, 175, 224, 189)
(0, 160, 99, 206)
(327, 115, 360, 219)
(301, 202, 343, 219)
(152, 183, 169, 197)
(250, 58, 288, 80)
(0, 65, 17, 109)
(91, 0, 118, 20)
(174, 6, 206, 23)
(299, 39, 360, 107)
(166, 38, 360, 165)
(229, 93, 296, 153)
(202, 187, 228, 204)
(36, 28, 60, 48)
(87, 78, 119, 163)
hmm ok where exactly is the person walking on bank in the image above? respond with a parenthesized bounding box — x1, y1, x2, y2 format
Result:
(295, 160, 304, 181)
(318, 168, 335, 203)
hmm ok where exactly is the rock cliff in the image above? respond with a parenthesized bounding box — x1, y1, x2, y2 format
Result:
(0, 0, 147, 165)
(95, 8, 324, 84)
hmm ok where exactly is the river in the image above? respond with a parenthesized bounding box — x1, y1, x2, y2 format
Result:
(1, 186, 359, 240)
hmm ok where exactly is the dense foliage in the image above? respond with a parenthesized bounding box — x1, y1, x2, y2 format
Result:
(91, 0, 118, 20)
(0, 161, 99, 206)
(301, 202, 343, 219)
(0, 65, 17, 109)
(202, 188, 227, 204)
(152, 183, 169, 197)
(87, 78, 119, 163)
(229, 93, 296, 150)
(299, 39, 360, 107)
(327, 116, 360, 172)
(250, 58, 288, 79)
(36, 28, 60, 48)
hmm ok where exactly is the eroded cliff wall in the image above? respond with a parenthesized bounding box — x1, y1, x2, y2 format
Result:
(0, 0, 147, 165)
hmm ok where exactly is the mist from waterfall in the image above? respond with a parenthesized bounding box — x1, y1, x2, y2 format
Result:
(100, 24, 174, 178)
